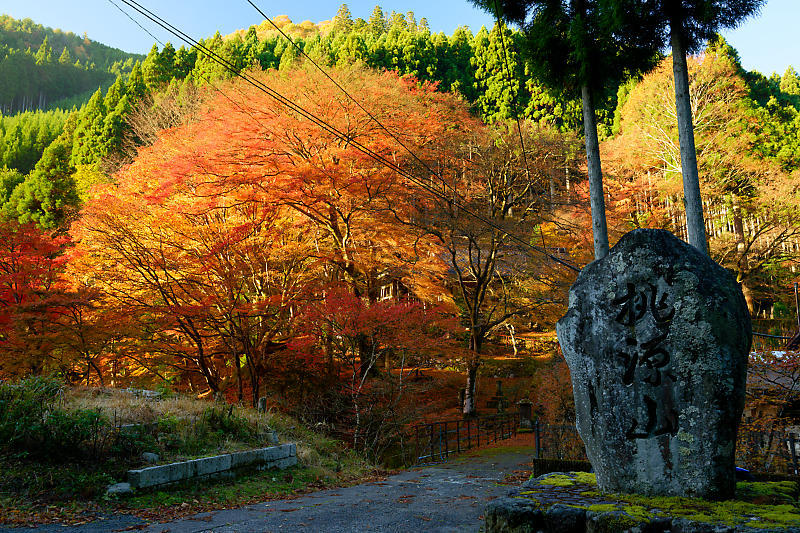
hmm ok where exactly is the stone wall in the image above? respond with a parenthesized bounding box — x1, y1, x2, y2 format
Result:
(126, 443, 296, 489)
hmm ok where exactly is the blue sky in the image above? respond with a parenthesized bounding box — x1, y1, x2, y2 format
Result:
(2, 0, 797, 76)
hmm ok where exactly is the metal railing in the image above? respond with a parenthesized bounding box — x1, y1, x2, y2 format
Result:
(413, 412, 519, 464)
(532, 421, 587, 461)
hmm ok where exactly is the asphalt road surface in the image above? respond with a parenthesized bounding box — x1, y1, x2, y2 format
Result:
(8, 450, 532, 533)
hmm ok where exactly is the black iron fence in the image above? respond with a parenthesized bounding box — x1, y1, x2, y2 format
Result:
(412, 418, 800, 477)
(413, 412, 519, 464)
(531, 421, 587, 461)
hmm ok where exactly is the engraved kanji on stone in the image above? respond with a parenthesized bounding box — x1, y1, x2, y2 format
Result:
(615, 331, 675, 387)
(613, 282, 675, 326)
(626, 395, 679, 440)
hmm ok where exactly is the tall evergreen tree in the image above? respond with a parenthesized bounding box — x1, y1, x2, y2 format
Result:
(648, 0, 765, 254)
(473, 0, 662, 260)
(780, 67, 800, 96)
(34, 36, 53, 65)
(333, 4, 354, 33)
(58, 46, 71, 65)
(472, 24, 525, 122)
(70, 87, 106, 167)
(6, 138, 79, 229)
(368, 6, 388, 35)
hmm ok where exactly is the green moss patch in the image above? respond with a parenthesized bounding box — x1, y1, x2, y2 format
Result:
(523, 472, 800, 530)
(537, 474, 578, 487)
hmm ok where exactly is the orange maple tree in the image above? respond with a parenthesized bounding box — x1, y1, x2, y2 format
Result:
(71, 64, 477, 403)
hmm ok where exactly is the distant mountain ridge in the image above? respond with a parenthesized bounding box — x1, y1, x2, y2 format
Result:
(0, 14, 144, 114)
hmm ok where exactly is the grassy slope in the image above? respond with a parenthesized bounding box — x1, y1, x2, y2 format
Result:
(0, 387, 380, 527)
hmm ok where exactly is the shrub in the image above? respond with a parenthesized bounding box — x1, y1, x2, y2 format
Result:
(44, 408, 110, 458)
(0, 376, 64, 453)
(203, 405, 255, 441)
(0, 377, 113, 460)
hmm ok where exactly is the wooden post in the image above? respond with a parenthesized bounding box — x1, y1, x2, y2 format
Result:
(430, 424, 435, 462)
(443, 422, 449, 459)
(457, 420, 461, 453)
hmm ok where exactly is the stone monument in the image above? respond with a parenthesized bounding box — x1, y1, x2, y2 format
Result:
(556, 229, 750, 499)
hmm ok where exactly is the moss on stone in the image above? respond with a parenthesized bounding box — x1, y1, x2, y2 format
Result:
(573, 472, 597, 485)
(524, 472, 800, 530)
(587, 504, 618, 513)
(590, 510, 641, 532)
(621, 504, 652, 522)
(537, 474, 576, 487)
(736, 481, 798, 505)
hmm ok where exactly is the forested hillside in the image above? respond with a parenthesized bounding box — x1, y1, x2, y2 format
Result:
(0, 15, 143, 113)
(604, 39, 800, 315)
(1, 4, 799, 396)
(0, 7, 599, 232)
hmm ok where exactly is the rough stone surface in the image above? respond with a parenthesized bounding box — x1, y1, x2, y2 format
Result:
(484, 472, 800, 533)
(105, 482, 132, 496)
(141, 452, 159, 463)
(556, 229, 750, 499)
(484, 496, 544, 532)
(545, 504, 586, 533)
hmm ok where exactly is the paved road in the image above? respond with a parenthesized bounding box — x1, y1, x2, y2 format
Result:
(9, 450, 531, 533)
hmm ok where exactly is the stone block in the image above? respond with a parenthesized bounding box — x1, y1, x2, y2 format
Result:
(484, 496, 544, 533)
(230, 449, 261, 468)
(557, 229, 750, 499)
(262, 444, 293, 462)
(545, 504, 585, 533)
(141, 452, 159, 464)
(194, 454, 231, 476)
(128, 465, 174, 488)
(127, 443, 297, 489)
(269, 456, 297, 470)
(106, 482, 132, 496)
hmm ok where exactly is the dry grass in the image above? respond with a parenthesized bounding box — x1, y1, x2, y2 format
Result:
(65, 387, 268, 427)
(62, 386, 372, 475)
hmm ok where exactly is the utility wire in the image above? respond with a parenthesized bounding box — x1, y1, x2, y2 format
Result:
(105, 0, 265, 138)
(246, 0, 449, 191)
(112, 0, 580, 273)
(491, 0, 551, 254)
(492, 0, 531, 179)
(254, 0, 562, 267)
(108, 0, 163, 46)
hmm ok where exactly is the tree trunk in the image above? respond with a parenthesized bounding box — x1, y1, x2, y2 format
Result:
(670, 29, 708, 255)
(581, 84, 609, 260)
(358, 335, 373, 380)
(463, 363, 479, 417)
(235, 351, 243, 403)
(463, 331, 483, 417)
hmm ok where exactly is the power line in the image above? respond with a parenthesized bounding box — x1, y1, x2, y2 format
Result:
(107, 0, 163, 47)
(105, 0, 265, 138)
(491, 0, 551, 254)
(111, 0, 580, 273)
(246, 0, 450, 191)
